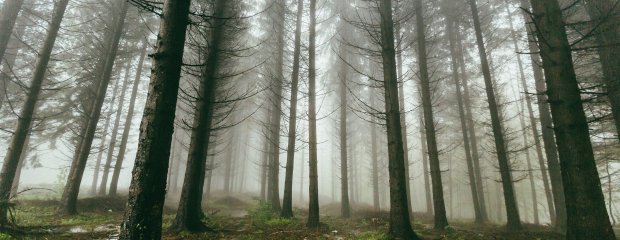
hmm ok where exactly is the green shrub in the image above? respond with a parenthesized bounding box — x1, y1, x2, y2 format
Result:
(355, 230, 388, 240)
(247, 201, 274, 226)
(0, 233, 14, 240)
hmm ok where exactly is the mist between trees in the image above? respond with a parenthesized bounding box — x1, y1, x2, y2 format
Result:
(0, 0, 618, 239)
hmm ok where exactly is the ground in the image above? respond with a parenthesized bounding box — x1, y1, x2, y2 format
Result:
(0, 194, 568, 239)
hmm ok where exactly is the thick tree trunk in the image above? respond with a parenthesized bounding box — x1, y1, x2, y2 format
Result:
(0, 0, 69, 224)
(378, 0, 420, 238)
(99, 61, 131, 195)
(267, 0, 286, 213)
(583, 0, 620, 141)
(172, 0, 228, 232)
(59, 0, 128, 215)
(0, 0, 24, 67)
(519, 0, 566, 230)
(445, 15, 483, 223)
(415, 0, 448, 229)
(307, 0, 320, 228)
(118, 0, 192, 238)
(468, 0, 521, 230)
(505, 3, 554, 223)
(281, 0, 304, 218)
(529, 1, 616, 239)
(109, 42, 148, 196)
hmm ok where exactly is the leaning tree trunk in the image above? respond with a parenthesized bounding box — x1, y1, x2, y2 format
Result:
(529, 1, 616, 239)
(307, 0, 320, 228)
(519, 0, 566, 230)
(108, 41, 148, 196)
(267, 0, 286, 213)
(516, 87, 540, 224)
(59, 0, 128, 215)
(281, 0, 304, 218)
(0, 0, 24, 67)
(415, 0, 448, 229)
(0, 19, 26, 111)
(90, 75, 121, 195)
(583, 0, 620, 141)
(99, 61, 131, 195)
(445, 15, 483, 223)
(468, 0, 521, 230)
(10, 132, 30, 198)
(378, 0, 421, 239)
(172, 0, 228, 232)
(0, 0, 69, 224)
(118, 0, 192, 238)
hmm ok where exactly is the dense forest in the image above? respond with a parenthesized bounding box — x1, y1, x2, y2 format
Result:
(0, 0, 618, 239)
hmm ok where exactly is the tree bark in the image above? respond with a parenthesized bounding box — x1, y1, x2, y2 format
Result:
(59, 0, 128, 215)
(0, 0, 24, 67)
(0, 18, 25, 111)
(444, 14, 483, 223)
(519, 0, 566, 230)
(0, 0, 69, 224)
(281, 0, 304, 218)
(109, 41, 148, 196)
(415, 0, 448, 229)
(371, 94, 380, 211)
(118, 0, 192, 238)
(10, 133, 30, 198)
(529, 1, 616, 239)
(307, 0, 320, 228)
(99, 61, 131, 195)
(468, 0, 521, 230)
(378, 0, 421, 238)
(172, 0, 228, 232)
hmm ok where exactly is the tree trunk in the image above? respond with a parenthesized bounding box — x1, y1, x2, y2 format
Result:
(172, 0, 228, 232)
(454, 21, 488, 221)
(281, 0, 304, 218)
(0, 18, 26, 111)
(583, 0, 620, 141)
(90, 75, 121, 195)
(118, 0, 192, 238)
(415, 0, 448, 229)
(419, 116, 433, 215)
(0, 0, 24, 67)
(378, 0, 420, 238)
(529, 1, 616, 239)
(371, 96, 380, 211)
(468, 0, 521, 230)
(444, 15, 483, 223)
(519, 0, 566, 230)
(307, 0, 320, 228)
(109, 41, 148, 196)
(59, 0, 128, 215)
(0, 0, 69, 224)
(505, 3, 554, 224)
(99, 61, 131, 195)
(268, 0, 286, 213)
(517, 87, 540, 224)
(10, 134, 30, 198)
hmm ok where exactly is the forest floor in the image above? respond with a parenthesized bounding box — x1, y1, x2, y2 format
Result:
(0, 194, 580, 239)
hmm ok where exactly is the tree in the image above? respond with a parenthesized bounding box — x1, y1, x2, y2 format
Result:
(0, 0, 24, 67)
(59, 0, 129, 215)
(172, 0, 231, 231)
(118, 0, 192, 238)
(468, 0, 521, 230)
(519, 0, 565, 230)
(109, 41, 149, 196)
(281, 0, 304, 219)
(443, 6, 483, 223)
(0, 0, 70, 224)
(306, 0, 320, 228)
(378, 0, 420, 238)
(529, 0, 616, 239)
